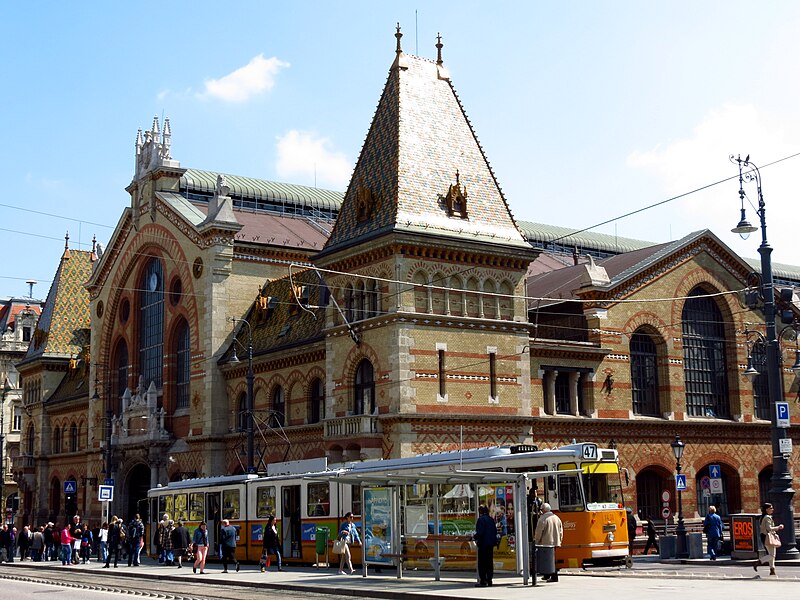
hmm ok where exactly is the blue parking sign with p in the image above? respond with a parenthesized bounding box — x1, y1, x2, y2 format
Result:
(776, 402, 790, 428)
(675, 474, 687, 491)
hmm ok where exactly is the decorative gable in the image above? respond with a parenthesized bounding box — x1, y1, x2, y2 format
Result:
(445, 170, 468, 219)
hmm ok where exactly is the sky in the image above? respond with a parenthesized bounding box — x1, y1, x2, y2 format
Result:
(2, 1, 800, 301)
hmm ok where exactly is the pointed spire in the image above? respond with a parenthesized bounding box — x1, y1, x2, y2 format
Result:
(135, 128, 143, 153)
(63, 231, 71, 259)
(436, 33, 443, 65)
(395, 23, 403, 55)
(151, 115, 160, 138)
(161, 116, 172, 159)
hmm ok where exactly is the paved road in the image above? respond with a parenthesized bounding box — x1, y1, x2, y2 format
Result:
(0, 556, 798, 600)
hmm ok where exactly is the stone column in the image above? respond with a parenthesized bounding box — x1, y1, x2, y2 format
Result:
(544, 370, 556, 415)
(568, 372, 580, 416)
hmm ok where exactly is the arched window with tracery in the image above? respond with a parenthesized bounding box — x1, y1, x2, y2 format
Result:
(354, 359, 375, 415)
(139, 257, 165, 389)
(174, 319, 191, 410)
(53, 426, 62, 453)
(413, 271, 429, 314)
(449, 275, 464, 316)
(498, 280, 514, 320)
(750, 341, 771, 420)
(630, 329, 660, 416)
(70, 422, 78, 452)
(681, 288, 730, 418)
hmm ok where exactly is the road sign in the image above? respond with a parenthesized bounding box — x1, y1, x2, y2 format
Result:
(98, 485, 114, 502)
(776, 402, 790, 428)
(709, 464, 721, 478)
(779, 438, 793, 455)
(661, 490, 671, 502)
(710, 478, 723, 495)
(675, 474, 687, 491)
(64, 481, 77, 494)
(703, 488, 711, 498)
(104, 478, 114, 486)
(700, 476, 711, 490)
(662, 507, 671, 519)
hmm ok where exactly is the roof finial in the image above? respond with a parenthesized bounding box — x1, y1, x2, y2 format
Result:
(436, 33, 443, 65)
(63, 231, 71, 259)
(455, 169, 460, 185)
(91, 234, 97, 261)
(395, 23, 403, 55)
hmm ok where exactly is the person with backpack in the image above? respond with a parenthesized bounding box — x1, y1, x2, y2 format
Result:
(127, 514, 144, 566)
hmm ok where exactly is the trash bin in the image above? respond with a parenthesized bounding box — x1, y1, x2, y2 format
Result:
(315, 526, 329, 556)
(536, 545, 556, 575)
(688, 532, 704, 558)
(660, 534, 676, 559)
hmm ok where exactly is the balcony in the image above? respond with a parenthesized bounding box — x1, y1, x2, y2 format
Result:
(324, 414, 380, 439)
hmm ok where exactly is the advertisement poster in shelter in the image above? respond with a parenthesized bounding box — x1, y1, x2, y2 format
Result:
(363, 487, 392, 564)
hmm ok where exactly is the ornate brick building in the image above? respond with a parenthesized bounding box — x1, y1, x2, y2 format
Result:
(14, 32, 799, 530)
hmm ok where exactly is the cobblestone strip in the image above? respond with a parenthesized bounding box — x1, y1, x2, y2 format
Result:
(0, 572, 198, 600)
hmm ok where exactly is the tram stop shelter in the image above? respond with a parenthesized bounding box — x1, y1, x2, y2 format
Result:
(308, 467, 578, 586)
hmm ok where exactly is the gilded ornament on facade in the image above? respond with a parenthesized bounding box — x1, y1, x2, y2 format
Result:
(193, 257, 204, 279)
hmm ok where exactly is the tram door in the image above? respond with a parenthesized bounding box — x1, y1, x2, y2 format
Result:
(282, 485, 302, 559)
(207, 492, 221, 554)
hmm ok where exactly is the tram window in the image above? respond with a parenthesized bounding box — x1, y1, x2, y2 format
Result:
(351, 484, 362, 516)
(557, 474, 584, 511)
(189, 493, 204, 521)
(308, 483, 330, 516)
(256, 486, 277, 518)
(158, 495, 174, 519)
(174, 493, 188, 521)
(222, 489, 240, 520)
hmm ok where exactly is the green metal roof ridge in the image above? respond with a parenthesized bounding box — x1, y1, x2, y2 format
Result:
(518, 221, 653, 254)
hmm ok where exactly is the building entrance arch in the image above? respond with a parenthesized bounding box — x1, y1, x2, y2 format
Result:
(126, 464, 152, 522)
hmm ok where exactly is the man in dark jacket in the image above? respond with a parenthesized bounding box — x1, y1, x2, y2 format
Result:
(474, 505, 497, 587)
(0, 524, 10, 562)
(170, 520, 191, 568)
(219, 519, 239, 573)
(127, 515, 144, 566)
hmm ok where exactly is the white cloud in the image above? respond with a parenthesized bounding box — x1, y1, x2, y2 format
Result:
(200, 54, 289, 103)
(625, 103, 800, 261)
(275, 130, 351, 189)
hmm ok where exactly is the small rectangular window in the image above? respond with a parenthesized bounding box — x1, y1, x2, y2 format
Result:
(158, 495, 174, 519)
(351, 484, 362, 516)
(307, 482, 330, 516)
(438, 349, 446, 398)
(222, 489, 240, 520)
(489, 352, 497, 400)
(22, 326, 31, 342)
(13, 407, 22, 432)
(256, 486, 277, 519)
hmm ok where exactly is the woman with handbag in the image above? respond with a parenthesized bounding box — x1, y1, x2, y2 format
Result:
(261, 515, 282, 572)
(337, 512, 360, 575)
(756, 502, 784, 576)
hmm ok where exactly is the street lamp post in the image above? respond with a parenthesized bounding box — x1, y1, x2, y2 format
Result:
(230, 318, 255, 474)
(731, 154, 799, 559)
(670, 435, 688, 558)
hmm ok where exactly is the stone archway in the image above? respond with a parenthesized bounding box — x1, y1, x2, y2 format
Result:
(125, 464, 152, 522)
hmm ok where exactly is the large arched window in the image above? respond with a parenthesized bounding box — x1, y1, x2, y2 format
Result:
(309, 378, 325, 424)
(630, 330, 660, 416)
(26, 424, 34, 455)
(272, 386, 285, 427)
(750, 341, 771, 420)
(174, 319, 191, 410)
(139, 258, 165, 389)
(70, 422, 78, 452)
(53, 426, 62, 453)
(112, 339, 128, 416)
(635, 468, 671, 520)
(354, 360, 375, 415)
(682, 288, 730, 418)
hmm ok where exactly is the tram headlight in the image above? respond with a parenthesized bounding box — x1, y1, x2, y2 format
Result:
(606, 531, 615, 543)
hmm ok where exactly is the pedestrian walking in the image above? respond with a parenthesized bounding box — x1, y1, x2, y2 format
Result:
(160, 517, 175, 566)
(337, 512, 360, 575)
(626, 507, 637, 556)
(474, 505, 497, 587)
(80, 523, 93, 563)
(192, 521, 209, 574)
(534, 503, 564, 583)
(754, 502, 784, 576)
(170, 520, 191, 569)
(31, 526, 44, 561)
(0, 524, 10, 562)
(703, 505, 724, 560)
(98, 522, 109, 563)
(43, 522, 54, 561)
(103, 516, 123, 568)
(261, 515, 282, 572)
(643, 516, 660, 555)
(59, 524, 74, 565)
(127, 514, 144, 566)
(219, 519, 240, 573)
(18, 525, 31, 560)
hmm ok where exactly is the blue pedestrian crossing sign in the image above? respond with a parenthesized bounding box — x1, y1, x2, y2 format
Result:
(675, 474, 687, 491)
(709, 464, 721, 479)
(98, 485, 114, 502)
(64, 481, 77, 494)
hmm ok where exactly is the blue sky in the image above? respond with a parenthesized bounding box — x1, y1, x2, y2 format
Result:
(2, 1, 800, 301)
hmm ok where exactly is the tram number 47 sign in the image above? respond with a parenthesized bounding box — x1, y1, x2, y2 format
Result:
(675, 474, 687, 491)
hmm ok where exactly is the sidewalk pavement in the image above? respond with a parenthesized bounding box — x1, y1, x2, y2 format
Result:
(3, 555, 799, 600)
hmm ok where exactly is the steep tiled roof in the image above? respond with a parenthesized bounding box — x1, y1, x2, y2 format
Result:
(22, 249, 93, 362)
(321, 52, 528, 255)
(48, 362, 91, 404)
(221, 268, 327, 364)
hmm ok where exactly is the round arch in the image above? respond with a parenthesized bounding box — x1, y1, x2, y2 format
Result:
(125, 463, 152, 522)
(695, 462, 741, 517)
